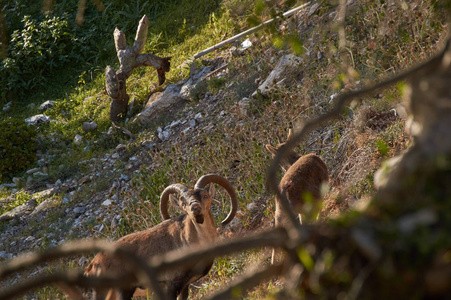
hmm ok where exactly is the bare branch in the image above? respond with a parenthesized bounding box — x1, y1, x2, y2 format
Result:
(154, 228, 290, 273)
(0, 269, 136, 300)
(133, 15, 149, 54)
(112, 121, 135, 139)
(114, 28, 127, 53)
(0, 239, 167, 300)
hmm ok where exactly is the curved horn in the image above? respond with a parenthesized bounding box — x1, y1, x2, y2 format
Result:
(160, 184, 189, 221)
(195, 174, 238, 225)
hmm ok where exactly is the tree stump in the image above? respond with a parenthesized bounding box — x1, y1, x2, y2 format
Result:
(105, 15, 171, 122)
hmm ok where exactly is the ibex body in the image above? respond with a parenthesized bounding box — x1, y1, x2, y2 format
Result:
(266, 130, 328, 263)
(85, 174, 238, 300)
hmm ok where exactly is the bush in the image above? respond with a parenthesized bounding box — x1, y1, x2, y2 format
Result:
(0, 14, 82, 100)
(0, 118, 37, 181)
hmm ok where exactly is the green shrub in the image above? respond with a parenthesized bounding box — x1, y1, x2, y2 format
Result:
(0, 14, 82, 100)
(0, 118, 37, 181)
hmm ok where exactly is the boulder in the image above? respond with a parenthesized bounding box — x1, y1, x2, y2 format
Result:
(82, 121, 98, 132)
(25, 114, 50, 125)
(180, 65, 211, 100)
(39, 100, 54, 111)
(252, 54, 303, 98)
(137, 84, 186, 125)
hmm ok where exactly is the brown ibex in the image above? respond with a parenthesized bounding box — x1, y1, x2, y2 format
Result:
(266, 130, 329, 263)
(85, 174, 238, 299)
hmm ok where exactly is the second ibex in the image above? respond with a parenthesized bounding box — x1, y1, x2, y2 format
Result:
(266, 130, 329, 263)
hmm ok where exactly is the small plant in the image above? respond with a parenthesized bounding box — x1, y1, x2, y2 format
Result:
(207, 76, 227, 93)
(0, 191, 32, 215)
(0, 118, 37, 181)
(0, 14, 83, 100)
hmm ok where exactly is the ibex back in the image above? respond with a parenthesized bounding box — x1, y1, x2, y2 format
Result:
(266, 130, 328, 263)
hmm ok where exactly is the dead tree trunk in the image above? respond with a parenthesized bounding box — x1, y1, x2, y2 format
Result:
(106, 15, 171, 122)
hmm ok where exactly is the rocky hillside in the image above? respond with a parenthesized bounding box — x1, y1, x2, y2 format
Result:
(0, 0, 448, 298)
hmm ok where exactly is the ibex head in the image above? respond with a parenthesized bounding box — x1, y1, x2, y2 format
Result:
(159, 174, 238, 226)
(265, 129, 301, 172)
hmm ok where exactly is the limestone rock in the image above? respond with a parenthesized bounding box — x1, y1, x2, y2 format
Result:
(252, 54, 303, 98)
(39, 100, 54, 111)
(137, 84, 186, 125)
(82, 121, 98, 132)
(25, 114, 50, 125)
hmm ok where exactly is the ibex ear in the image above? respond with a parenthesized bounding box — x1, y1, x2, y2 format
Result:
(287, 129, 293, 141)
(208, 183, 216, 199)
(266, 144, 277, 156)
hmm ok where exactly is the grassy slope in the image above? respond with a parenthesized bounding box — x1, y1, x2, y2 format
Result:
(0, 0, 448, 298)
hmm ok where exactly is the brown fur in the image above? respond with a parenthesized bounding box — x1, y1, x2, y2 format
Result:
(266, 130, 329, 263)
(86, 175, 237, 300)
(275, 153, 329, 227)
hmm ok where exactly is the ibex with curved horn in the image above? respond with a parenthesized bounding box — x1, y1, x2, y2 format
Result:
(266, 130, 329, 263)
(85, 174, 238, 300)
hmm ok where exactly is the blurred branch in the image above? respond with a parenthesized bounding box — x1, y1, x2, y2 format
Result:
(0, 239, 167, 300)
(154, 227, 289, 273)
(0, 269, 135, 300)
(76, 0, 105, 26)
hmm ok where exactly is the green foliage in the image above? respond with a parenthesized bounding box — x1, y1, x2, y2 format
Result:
(1, 14, 83, 100)
(207, 76, 227, 93)
(376, 139, 389, 156)
(0, 118, 37, 181)
(0, 191, 31, 215)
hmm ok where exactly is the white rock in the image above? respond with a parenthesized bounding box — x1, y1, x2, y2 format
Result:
(39, 100, 54, 111)
(25, 114, 50, 125)
(26, 168, 40, 175)
(12, 177, 21, 185)
(32, 172, 48, 177)
(74, 134, 83, 144)
(2, 101, 12, 112)
(0, 251, 11, 260)
(24, 236, 35, 242)
(119, 174, 130, 182)
(180, 66, 212, 100)
(169, 120, 181, 128)
(241, 38, 252, 49)
(82, 121, 97, 132)
(252, 54, 303, 98)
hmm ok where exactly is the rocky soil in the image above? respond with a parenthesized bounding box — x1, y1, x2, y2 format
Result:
(1, 1, 441, 297)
